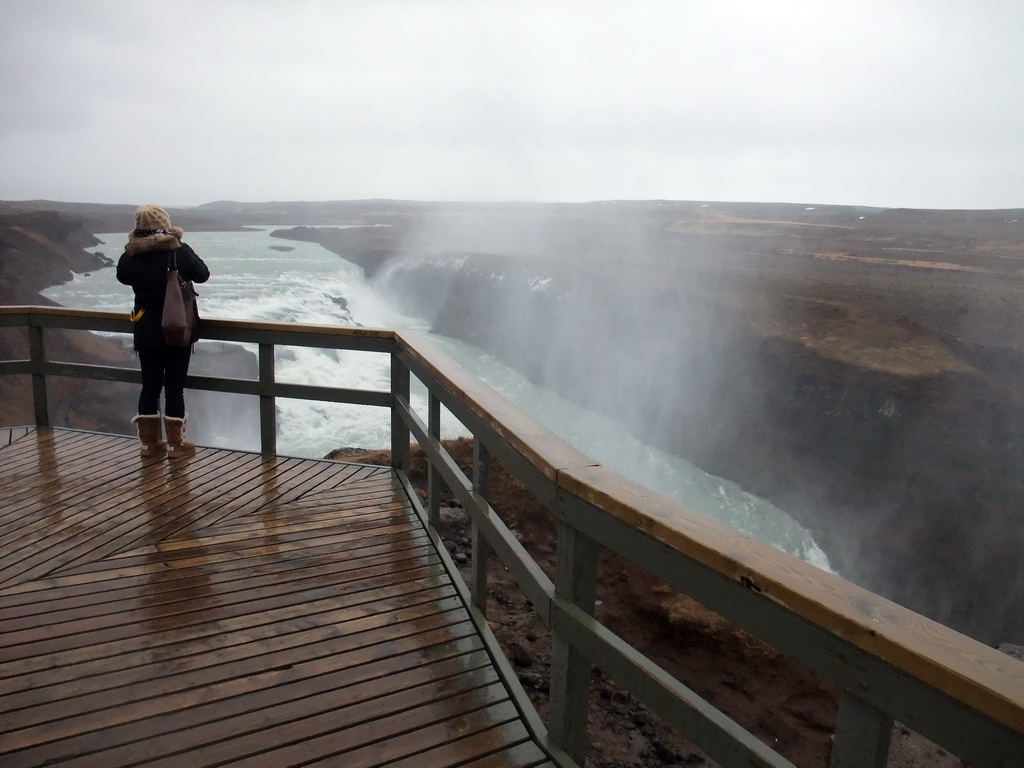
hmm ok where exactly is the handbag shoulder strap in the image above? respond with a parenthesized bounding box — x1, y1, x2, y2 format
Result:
(167, 249, 179, 271)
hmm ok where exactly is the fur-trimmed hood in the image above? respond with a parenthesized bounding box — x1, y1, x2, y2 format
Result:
(124, 228, 183, 255)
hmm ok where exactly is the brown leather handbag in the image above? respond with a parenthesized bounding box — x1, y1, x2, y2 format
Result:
(161, 249, 197, 347)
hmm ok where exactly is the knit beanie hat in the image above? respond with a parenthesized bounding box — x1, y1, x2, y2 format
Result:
(134, 204, 173, 233)
(130, 204, 184, 241)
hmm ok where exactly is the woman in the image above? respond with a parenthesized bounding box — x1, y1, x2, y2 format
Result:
(117, 204, 210, 457)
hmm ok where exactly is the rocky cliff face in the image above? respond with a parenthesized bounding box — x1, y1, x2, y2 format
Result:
(0, 210, 108, 304)
(0, 209, 137, 429)
(357, 203, 1024, 645)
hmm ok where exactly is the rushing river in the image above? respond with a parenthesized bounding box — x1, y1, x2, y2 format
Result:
(43, 226, 832, 571)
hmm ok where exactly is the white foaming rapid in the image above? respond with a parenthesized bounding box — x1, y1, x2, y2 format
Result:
(42, 226, 831, 571)
(45, 227, 463, 457)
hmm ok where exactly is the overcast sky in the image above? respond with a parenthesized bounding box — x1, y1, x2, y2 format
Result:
(2, 0, 1022, 209)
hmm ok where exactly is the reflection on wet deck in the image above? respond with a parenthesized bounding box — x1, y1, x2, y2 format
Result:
(0, 428, 555, 768)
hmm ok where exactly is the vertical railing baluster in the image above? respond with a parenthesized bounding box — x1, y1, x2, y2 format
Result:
(28, 322, 49, 427)
(390, 355, 410, 475)
(427, 392, 441, 530)
(258, 343, 276, 455)
(470, 438, 491, 614)
(549, 521, 598, 765)
(829, 691, 893, 768)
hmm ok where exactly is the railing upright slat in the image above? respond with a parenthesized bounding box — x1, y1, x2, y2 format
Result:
(471, 438, 491, 614)
(828, 692, 893, 768)
(427, 392, 441, 530)
(258, 342, 276, 454)
(390, 355, 410, 474)
(548, 521, 598, 766)
(28, 322, 49, 427)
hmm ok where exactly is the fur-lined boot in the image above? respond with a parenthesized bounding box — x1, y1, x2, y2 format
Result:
(131, 413, 166, 457)
(163, 414, 196, 457)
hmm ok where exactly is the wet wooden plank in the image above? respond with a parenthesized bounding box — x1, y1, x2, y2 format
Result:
(0, 428, 555, 767)
(54, 502, 427, 576)
(0, 427, 87, 474)
(0, 426, 35, 450)
(2, 615, 482, 720)
(205, 455, 392, 524)
(0, 445, 394, 586)
(0, 444, 266, 583)
(0, 526, 432, 601)
(1, 574, 458, 661)
(1, 593, 471, 697)
(180, 454, 337, 524)
(388, 724, 551, 768)
(0, 553, 448, 637)
(0, 537, 436, 620)
(2, 647, 499, 764)
(307, 697, 526, 768)
(0, 430, 138, 528)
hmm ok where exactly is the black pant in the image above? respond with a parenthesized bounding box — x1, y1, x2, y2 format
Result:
(137, 346, 192, 418)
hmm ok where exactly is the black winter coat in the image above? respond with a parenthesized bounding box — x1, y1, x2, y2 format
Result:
(117, 242, 210, 349)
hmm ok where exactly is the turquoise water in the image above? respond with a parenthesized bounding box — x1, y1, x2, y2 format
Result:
(44, 227, 831, 571)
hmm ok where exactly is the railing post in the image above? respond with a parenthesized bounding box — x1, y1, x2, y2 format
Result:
(549, 520, 598, 765)
(258, 343, 276, 455)
(470, 438, 491, 614)
(390, 354, 410, 475)
(28, 322, 49, 427)
(829, 691, 893, 768)
(427, 392, 441, 530)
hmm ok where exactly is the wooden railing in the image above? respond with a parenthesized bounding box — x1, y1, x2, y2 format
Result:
(2, 306, 1022, 768)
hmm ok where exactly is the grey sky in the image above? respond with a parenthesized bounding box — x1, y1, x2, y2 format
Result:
(2, 0, 1022, 209)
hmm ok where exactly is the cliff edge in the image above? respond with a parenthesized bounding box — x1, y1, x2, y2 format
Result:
(281, 202, 1024, 646)
(0, 209, 137, 429)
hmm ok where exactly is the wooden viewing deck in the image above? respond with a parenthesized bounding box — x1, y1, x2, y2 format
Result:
(0, 427, 557, 768)
(2, 308, 1022, 768)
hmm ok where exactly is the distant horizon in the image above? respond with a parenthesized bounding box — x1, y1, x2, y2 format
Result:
(4, 197, 1024, 214)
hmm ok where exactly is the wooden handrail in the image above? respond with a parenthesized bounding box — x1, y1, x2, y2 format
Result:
(1, 305, 1021, 768)
(558, 464, 1024, 732)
